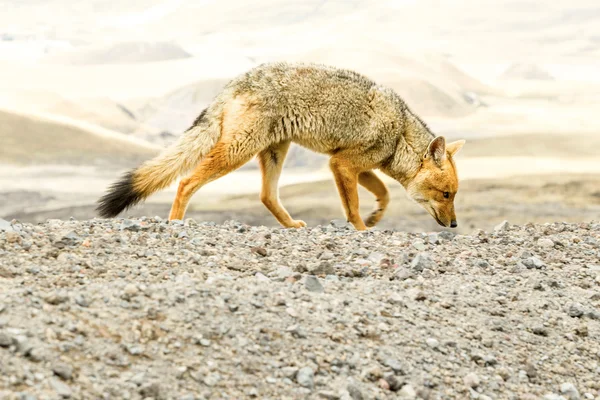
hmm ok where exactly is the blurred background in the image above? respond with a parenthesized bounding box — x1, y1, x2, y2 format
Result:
(1, 0, 599, 232)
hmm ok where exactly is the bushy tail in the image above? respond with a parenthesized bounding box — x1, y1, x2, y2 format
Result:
(96, 109, 220, 218)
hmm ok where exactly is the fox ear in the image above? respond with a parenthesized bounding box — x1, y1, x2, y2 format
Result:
(425, 136, 446, 165)
(446, 139, 466, 157)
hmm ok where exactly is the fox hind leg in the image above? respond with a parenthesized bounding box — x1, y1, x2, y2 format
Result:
(168, 141, 255, 221)
(258, 141, 306, 228)
(358, 171, 390, 227)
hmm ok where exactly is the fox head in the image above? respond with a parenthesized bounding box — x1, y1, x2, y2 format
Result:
(406, 136, 466, 228)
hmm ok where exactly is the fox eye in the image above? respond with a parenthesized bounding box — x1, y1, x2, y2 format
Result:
(443, 192, 450, 199)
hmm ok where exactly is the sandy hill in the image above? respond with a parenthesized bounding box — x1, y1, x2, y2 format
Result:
(500, 63, 556, 81)
(45, 97, 141, 134)
(133, 78, 231, 136)
(0, 89, 155, 138)
(0, 108, 158, 166)
(46, 41, 192, 65)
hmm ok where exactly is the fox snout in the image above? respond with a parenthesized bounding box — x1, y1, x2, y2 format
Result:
(425, 201, 458, 229)
(408, 192, 461, 229)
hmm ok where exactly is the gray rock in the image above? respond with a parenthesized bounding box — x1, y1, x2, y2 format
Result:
(74, 294, 90, 307)
(318, 391, 341, 400)
(384, 374, 403, 391)
(17, 393, 37, 400)
(204, 373, 221, 386)
(368, 252, 385, 263)
(275, 266, 294, 280)
(428, 233, 440, 244)
(494, 220, 510, 232)
(567, 303, 586, 318)
(44, 292, 69, 305)
(120, 220, 141, 231)
(286, 325, 307, 339)
(394, 268, 415, 281)
(59, 231, 80, 246)
(544, 395, 568, 400)
(50, 378, 72, 398)
(532, 326, 549, 336)
(411, 252, 434, 272)
(281, 366, 298, 379)
(383, 358, 406, 374)
(0, 331, 12, 347)
(127, 345, 144, 355)
(139, 382, 161, 398)
(525, 362, 538, 378)
(438, 231, 455, 241)
(296, 367, 314, 389)
(347, 384, 364, 400)
(398, 384, 417, 399)
(129, 372, 146, 386)
(483, 355, 497, 366)
(255, 272, 270, 282)
(52, 363, 73, 381)
(0, 218, 13, 232)
(522, 256, 545, 269)
(560, 382, 581, 400)
(15, 335, 33, 356)
(426, 338, 439, 349)
(308, 262, 335, 276)
(412, 240, 427, 251)
(538, 238, 555, 248)
(305, 276, 324, 293)
(463, 372, 480, 388)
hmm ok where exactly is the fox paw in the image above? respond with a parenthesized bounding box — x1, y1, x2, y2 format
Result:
(287, 220, 307, 229)
(365, 210, 383, 227)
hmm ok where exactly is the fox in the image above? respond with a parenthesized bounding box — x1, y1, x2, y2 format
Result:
(97, 62, 466, 231)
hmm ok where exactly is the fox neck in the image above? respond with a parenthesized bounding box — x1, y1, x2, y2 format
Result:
(381, 110, 434, 187)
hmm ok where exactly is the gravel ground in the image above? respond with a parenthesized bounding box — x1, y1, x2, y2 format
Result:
(1, 217, 600, 400)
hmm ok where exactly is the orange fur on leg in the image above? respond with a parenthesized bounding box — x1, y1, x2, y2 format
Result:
(329, 156, 367, 231)
(358, 171, 390, 227)
(168, 142, 254, 220)
(258, 141, 306, 228)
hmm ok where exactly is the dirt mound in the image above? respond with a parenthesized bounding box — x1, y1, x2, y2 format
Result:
(0, 108, 157, 166)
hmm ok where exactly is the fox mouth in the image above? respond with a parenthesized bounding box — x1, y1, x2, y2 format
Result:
(417, 199, 448, 227)
(431, 209, 447, 227)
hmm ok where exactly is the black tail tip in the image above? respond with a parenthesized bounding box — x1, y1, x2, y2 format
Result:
(96, 171, 143, 218)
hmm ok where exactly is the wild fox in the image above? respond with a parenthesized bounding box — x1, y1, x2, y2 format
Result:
(97, 62, 466, 230)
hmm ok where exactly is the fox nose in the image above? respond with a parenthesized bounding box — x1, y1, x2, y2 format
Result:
(450, 220, 458, 228)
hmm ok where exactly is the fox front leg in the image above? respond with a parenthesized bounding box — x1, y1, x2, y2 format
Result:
(329, 156, 368, 231)
(358, 171, 390, 227)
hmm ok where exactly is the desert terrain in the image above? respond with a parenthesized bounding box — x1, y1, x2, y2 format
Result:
(1, 1, 600, 399)
(1, 0, 600, 231)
